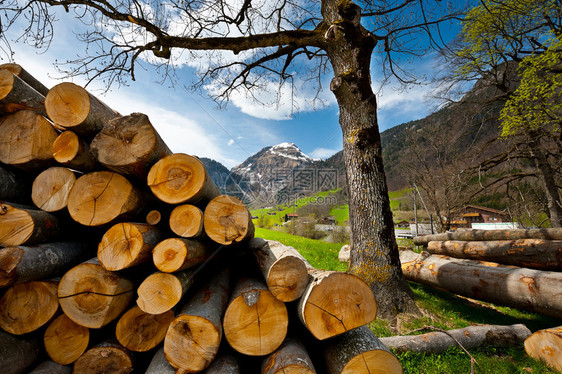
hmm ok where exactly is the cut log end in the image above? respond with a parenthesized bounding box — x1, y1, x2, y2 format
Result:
(52, 131, 80, 163)
(73, 344, 133, 374)
(0, 203, 34, 246)
(32, 167, 76, 212)
(204, 195, 254, 245)
(44, 314, 89, 365)
(0, 69, 15, 100)
(137, 272, 185, 315)
(152, 237, 208, 273)
(524, 326, 562, 372)
(268, 256, 309, 302)
(116, 306, 175, 352)
(0, 246, 23, 287)
(170, 204, 204, 238)
(146, 210, 162, 225)
(341, 350, 402, 373)
(45, 82, 90, 127)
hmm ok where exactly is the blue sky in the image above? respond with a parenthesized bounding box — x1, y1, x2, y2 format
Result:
(1, 3, 462, 168)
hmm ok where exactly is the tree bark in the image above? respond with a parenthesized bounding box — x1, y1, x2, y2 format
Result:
(414, 228, 562, 246)
(169, 204, 205, 238)
(147, 153, 220, 205)
(29, 361, 72, 374)
(90, 113, 172, 179)
(72, 341, 133, 374)
(115, 305, 175, 352)
(0, 330, 42, 374)
(0, 164, 31, 203)
(400, 249, 562, 318)
(0, 110, 58, 171)
(524, 326, 562, 372)
(321, 0, 417, 319)
(380, 324, 531, 353)
(164, 268, 231, 372)
(297, 269, 377, 340)
(223, 276, 288, 356)
(262, 338, 316, 374)
(58, 258, 134, 328)
(45, 82, 119, 138)
(145, 347, 176, 374)
(152, 237, 211, 273)
(0, 63, 49, 95)
(0, 202, 62, 247)
(136, 269, 195, 315)
(0, 241, 91, 288)
(203, 352, 241, 374)
(52, 131, 100, 171)
(44, 313, 89, 365)
(0, 69, 45, 114)
(250, 238, 310, 302)
(322, 325, 402, 374)
(204, 195, 255, 245)
(0, 279, 59, 335)
(97, 222, 163, 271)
(426, 239, 562, 270)
(31, 167, 77, 212)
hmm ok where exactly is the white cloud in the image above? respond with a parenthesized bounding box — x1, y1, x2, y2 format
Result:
(227, 139, 235, 146)
(310, 147, 339, 159)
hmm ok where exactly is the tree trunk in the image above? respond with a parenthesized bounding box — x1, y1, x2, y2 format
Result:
(0, 202, 62, 247)
(427, 239, 562, 270)
(0, 241, 91, 288)
(31, 167, 77, 212)
(0, 63, 49, 95)
(262, 338, 316, 374)
(223, 276, 288, 356)
(147, 153, 220, 205)
(115, 305, 175, 352)
(45, 82, 119, 138)
(58, 258, 134, 328)
(250, 238, 310, 302)
(380, 324, 531, 353)
(52, 131, 100, 171)
(90, 113, 172, 179)
(414, 228, 562, 245)
(72, 341, 133, 374)
(297, 269, 377, 340)
(29, 361, 72, 374)
(204, 195, 255, 245)
(524, 326, 562, 372)
(0, 164, 31, 204)
(322, 0, 417, 319)
(97, 222, 163, 271)
(170, 204, 205, 238)
(0, 279, 59, 335)
(400, 249, 562, 318)
(322, 325, 402, 374)
(44, 313, 89, 365)
(136, 269, 195, 315)
(0, 110, 58, 171)
(164, 269, 231, 372)
(0, 69, 45, 114)
(0, 330, 42, 374)
(152, 237, 211, 273)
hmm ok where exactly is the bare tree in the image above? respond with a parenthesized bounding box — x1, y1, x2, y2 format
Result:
(0, 0, 466, 318)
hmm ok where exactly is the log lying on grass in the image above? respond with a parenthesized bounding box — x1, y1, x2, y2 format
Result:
(31, 167, 77, 212)
(323, 325, 402, 374)
(152, 237, 210, 273)
(169, 204, 205, 238)
(52, 131, 100, 171)
(298, 270, 377, 340)
(0, 330, 42, 374)
(414, 228, 562, 246)
(250, 238, 310, 302)
(44, 314, 89, 365)
(380, 323, 531, 353)
(0, 63, 49, 96)
(73, 341, 133, 374)
(400, 250, 562, 318)
(116, 305, 174, 352)
(136, 269, 195, 315)
(262, 338, 316, 374)
(204, 195, 255, 245)
(524, 326, 562, 372)
(0, 202, 62, 247)
(0, 69, 45, 114)
(427, 239, 562, 270)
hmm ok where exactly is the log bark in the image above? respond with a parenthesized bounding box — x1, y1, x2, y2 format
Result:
(72, 341, 133, 374)
(380, 324, 531, 354)
(204, 195, 255, 245)
(145, 347, 175, 374)
(136, 269, 195, 315)
(0, 330, 42, 374)
(0, 279, 59, 335)
(52, 131, 100, 171)
(224, 276, 288, 356)
(0, 63, 49, 95)
(45, 82, 118, 138)
(0, 164, 31, 203)
(164, 269, 231, 372)
(297, 270, 377, 340)
(97, 222, 163, 271)
(203, 352, 241, 374)
(262, 338, 316, 374)
(524, 326, 562, 372)
(67, 171, 147, 226)
(32, 167, 77, 212)
(250, 238, 310, 302)
(426, 239, 562, 270)
(0, 202, 62, 247)
(323, 325, 402, 374)
(90, 113, 171, 179)
(400, 249, 562, 318)
(0, 69, 45, 114)
(29, 361, 72, 374)
(152, 237, 210, 273)
(147, 153, 220, 205)
(170, 204, 205, 238)
(414, 228, 562, 246)
(115, 305, 174, 352)
(58, 258, 134, 328)
(44, 314, 89, 365)
(0, 241, 91, 288)
(0, 110, 58, 171)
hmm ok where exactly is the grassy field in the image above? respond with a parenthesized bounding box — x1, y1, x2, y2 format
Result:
(254, 227, 560, 374)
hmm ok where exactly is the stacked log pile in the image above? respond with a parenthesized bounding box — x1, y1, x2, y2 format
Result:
(0, 64, 393, 373)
